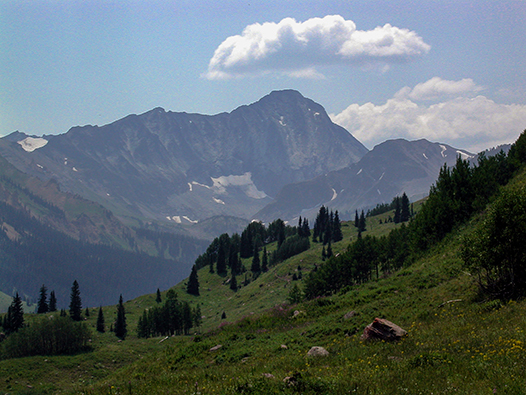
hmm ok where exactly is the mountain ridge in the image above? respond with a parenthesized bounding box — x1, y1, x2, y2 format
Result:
(0, 90, 368, 228)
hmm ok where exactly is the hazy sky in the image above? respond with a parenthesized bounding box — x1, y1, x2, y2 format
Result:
(2, 0, 526, 152)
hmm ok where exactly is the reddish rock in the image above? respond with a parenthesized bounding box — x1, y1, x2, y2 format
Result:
(361, 318, 407, 341)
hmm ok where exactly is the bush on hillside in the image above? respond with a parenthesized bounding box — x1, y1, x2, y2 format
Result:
(1, 316, 91, 359)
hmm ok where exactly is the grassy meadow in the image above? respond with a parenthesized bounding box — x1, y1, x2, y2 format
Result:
(1, 202, 525, 394)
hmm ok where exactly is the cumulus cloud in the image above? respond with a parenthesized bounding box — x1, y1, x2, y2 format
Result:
(395, 77, 484, 101)
(331, 77, 526, 153)
(204, 15, 430, 79)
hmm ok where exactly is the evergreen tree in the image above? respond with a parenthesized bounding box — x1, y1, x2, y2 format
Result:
(69, 280, 82, 321)
(37, 284, 49, 314)
(96, 306, 105, 333)
(401, 192, 411, 222)
(60, 308, 67, 317)
(221, 311, 226, 319)
(321, 245, 326, 261)
(354, 210, 359, 228)
(85, 307, 90, 317)
(359, 210, 366, 232)
(230, 274, 238, 291)
(261, 245, 268, 272)
(216, 242, 227, 275)
(48, 290, 57, 312)
(298, 217, 304, 237)
(156, 288, 162, 303)
(326, 242, 333, 259)
(393, 196, 401, 224)
(332, 211, 343, 242)
(187, 265, 200, 296)
(302, 218, 310, 238)
(9, 293, 24, 333)
(251, 244, 261, 273)
(115, 294, 127, 340)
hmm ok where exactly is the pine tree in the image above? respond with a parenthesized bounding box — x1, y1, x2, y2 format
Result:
(115, 294, 127, 340)
(332, 211, 343, 242)
(69, 280, 82, 321)
(251, 243, 261, 273)
(49, 291, 57, 312)
(9, 293, 24, 333)
(37, 284, 49, 314)
(354, 210, 359, 228)
(187, 265, 200, 296)
(302, 218, 310, 238)
(60, 308, 67, 317)
(230, 274, 238, 291)
(326, 242, 333, 259)
(96, 306, 105, 333)
(221, 311, 226, 320)
(393, 197, 401, 224)
(156, 288, 162, 303)
(216, 242, 227, 275)
(262, 246, 268, 272)
(298, 217, 303, 237)
(85, 307, 90, 317)
(401, 192, 411, 222)
(359, 210, 366, 232)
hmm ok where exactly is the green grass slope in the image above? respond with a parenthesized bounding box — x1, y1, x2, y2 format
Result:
(1, 183, 525, 393)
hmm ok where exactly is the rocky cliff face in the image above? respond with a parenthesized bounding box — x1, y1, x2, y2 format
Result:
(0, 90, 367, 224)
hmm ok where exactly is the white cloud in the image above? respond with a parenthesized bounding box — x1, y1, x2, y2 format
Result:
(395, 77, 483, 101)
(331, 78, 526, 153)
(204, 15, 430, 80)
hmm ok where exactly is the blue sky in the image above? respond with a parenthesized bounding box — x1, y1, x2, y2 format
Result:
(1, 0, 526, 152)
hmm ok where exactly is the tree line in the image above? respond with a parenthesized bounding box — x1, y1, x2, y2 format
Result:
(137, 289, 201, 338)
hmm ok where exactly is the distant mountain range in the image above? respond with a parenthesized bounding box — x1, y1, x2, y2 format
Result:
(0, 90, 367, 227)
(1, 89, 505, 307)
(254, 138, 475, 222)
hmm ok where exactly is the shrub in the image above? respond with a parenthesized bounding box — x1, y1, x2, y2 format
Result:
(1, 316, 92, 359)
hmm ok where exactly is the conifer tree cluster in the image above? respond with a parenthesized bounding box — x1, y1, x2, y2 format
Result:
(313, 206, 343, 244)
(193, 218, 308, 290)
(393, 193, 411, 224)
(137, 290, 201, 338)
(354, 210, 366, 232)
(297, 217, 310, 238)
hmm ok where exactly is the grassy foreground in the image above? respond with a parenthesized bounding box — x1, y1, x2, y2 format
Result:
(1, 214, 526, 394)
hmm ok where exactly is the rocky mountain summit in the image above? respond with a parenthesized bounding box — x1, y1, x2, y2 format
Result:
(0, 90, 367, 226)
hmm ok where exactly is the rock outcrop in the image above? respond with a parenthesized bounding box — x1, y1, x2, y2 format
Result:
(361, 318, 407, 341)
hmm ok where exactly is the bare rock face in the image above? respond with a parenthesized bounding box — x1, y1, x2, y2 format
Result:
(307, 346, 329, 357)
(361, 318, 407, 342)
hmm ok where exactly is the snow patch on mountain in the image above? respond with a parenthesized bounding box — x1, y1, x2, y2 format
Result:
(331, 188, 337, 201)
(167, 215, 198, 224)
(440, 145, 447, 157)
(423, 153, 428, 159)
(17, 137, 48, 152)
(213, 197, 226, 205)
(211, 172, 267, 199)
(457, 150, 474, 160)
